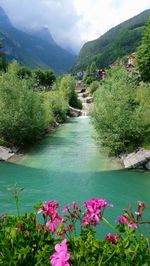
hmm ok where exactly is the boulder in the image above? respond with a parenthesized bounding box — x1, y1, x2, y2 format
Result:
(68, 105, 82, 117)
(123, 148, 150, 169)
(86, 97, 93, 103)
(0, 146, 15, 161)
(145, 161, 150, 170)
(82, 92, 89, 98)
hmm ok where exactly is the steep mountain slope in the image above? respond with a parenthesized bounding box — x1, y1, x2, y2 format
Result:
(0, 7, 76, 73)
(24, 26, 56, 45)
(72, 9, 150, 72)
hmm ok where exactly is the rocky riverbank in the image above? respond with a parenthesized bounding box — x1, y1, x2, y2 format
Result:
(122, 148, 150, 170)
(0, 146, 18, 161)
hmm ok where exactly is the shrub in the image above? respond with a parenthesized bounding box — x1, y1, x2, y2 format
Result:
(0, 62, 47, 146)
(91, 67, 149, 155)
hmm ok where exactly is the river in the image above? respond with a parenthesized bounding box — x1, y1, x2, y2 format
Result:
(0, 117, 150, 234)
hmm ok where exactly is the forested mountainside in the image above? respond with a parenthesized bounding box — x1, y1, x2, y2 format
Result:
(72, 9, 150, 72)
(0, 7, 76, 74)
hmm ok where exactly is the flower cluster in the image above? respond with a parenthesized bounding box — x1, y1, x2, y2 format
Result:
(38, 200, 62, 233)
(82, 198, 112, 227)
(105, 233, 119, 244)
(50, 239, 70, 266)
(118, 201, 148, 229)
(36, 198, 150, 265)
(59, 201, 81, 237)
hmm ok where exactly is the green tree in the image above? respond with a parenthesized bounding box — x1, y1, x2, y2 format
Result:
(33, 69, 56, 89)
(89, 80, 100, 95)
(17, 66, 32, 79)
(137, 19, 150, 81)
(0, 62, 47, 146)
(83, 62, 97, 85)
(58, 75, 82, 109)
(91, 67, 147, 155)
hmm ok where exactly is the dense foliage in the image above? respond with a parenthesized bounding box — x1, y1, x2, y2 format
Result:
(54, 75, 82, 109)
(0, 194, 150, 266)
(83, 62, 97, 85)
(0, 61, 79, 147)
(91, 67, 150, 155)
(72, 9, 150, 72)
(17, 67, 56, 89)
(137, 19, 150, 82)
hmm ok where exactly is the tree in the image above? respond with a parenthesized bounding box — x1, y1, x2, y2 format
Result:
(33, 69, 56, 89)
(83, 62, 97, 85)
(0, 62, 47, 146)
(137, 19, 150, 82)
(58, 76, 82, 109)
(17, 66, 32, 79)
(91, 67, 147, 155)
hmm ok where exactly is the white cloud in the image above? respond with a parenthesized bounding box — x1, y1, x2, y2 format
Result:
(74, 0, 150, 43)
(0, 0, 149, 53)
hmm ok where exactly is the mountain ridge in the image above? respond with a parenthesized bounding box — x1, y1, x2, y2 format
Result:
(72, 9, 150, 72)
(0, 6, 76, 74)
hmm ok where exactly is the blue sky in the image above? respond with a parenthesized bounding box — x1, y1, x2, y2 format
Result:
(0, 0, 149, 53)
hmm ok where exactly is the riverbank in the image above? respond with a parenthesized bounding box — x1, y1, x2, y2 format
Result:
(121, 148, 150, 170)
(0, 112, 81, 162)
(0, 120, 61, 161)
(0, 146, 16, 161)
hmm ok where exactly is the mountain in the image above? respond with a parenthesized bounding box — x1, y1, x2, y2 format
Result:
(0, 7, 76, 74)
(24, 26, 56, 45)
(72, 9, 150, 72)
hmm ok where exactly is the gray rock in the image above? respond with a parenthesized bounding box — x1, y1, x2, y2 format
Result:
(68, 105, 82, 117)
(0, 146, 15, 161)
(123, 148, 150, 169)
(145, 161, 150, 170)
(86, 97, 93, 103)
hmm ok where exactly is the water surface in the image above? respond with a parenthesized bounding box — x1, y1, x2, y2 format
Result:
(0, 117, 150, 234)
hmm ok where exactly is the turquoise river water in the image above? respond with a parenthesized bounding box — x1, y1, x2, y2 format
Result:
(0, 117, 150, 235)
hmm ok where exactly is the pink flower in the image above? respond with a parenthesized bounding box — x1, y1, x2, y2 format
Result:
(46, 219, 61, 233)
(129, 222, 138, 229)
(37, 200, 62, 233)
(135, 211, 142, 218)
(138, 201, 145, 211)
(62, 205, 70, 213)
(105, 233, 119, 244)
(37, 200, 59, 216)
(50, 239, 70, 266)
(118, 215, 128, 224)
(72, 201, 79, 210)
(82, 198, 111, 227)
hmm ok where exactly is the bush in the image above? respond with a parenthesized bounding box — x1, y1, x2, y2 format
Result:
(33, 69, 56, 89)
(89, 81, 100, 95)
(55, 75, 82, 109)
(0, 62, 69, 146)
(17, 66, 32, 79)
(0, 62, 47, 146)
(91, 67, 149, 155)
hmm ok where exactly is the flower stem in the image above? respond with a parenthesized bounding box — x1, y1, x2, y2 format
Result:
(102, 217, 121, 235)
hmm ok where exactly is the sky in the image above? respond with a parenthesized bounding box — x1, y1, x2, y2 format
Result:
(0, 0, 149, 53)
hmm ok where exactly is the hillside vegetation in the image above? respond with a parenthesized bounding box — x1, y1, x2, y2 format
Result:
(73, 9, 150, 72)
